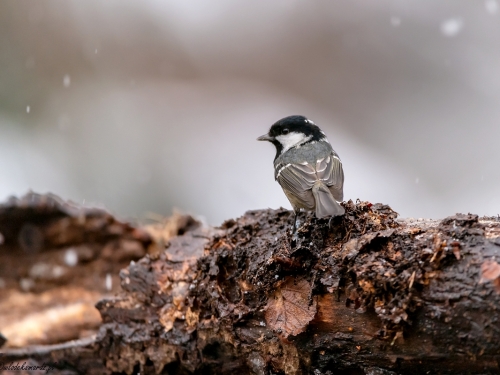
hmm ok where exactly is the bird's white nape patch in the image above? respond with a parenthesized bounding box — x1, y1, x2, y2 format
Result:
(275, 132, 312, 154)
(318, 130, 331, 144)
(305, 119, 315, 125)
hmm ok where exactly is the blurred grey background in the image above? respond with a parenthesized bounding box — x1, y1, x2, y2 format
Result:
(1, 0, 499, 224)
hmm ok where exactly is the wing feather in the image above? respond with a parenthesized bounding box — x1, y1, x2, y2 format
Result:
(277, 152, 344, 209)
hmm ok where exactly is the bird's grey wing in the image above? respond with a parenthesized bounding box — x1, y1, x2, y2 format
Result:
(277, 152, 344, 209)
(316, 153, 344, 201)
(276, 162, 318, 210)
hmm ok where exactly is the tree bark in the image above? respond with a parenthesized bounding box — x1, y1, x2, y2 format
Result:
(2, 195, 500, 374)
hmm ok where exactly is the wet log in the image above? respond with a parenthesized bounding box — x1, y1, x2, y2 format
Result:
(0, 193, 193, 374)
(2, 196, 500, 374)
(94, 202, 500, 374)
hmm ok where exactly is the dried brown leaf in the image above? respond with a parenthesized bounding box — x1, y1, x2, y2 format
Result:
(451, 241, 461, 260)
(358, 279, 375, 293)
(408, 271, 416, 289)
(265, 277, 317, 338)
(480, 259, 500, 284)
(159, 303, 185, 332)
(185, 307, 199, 329)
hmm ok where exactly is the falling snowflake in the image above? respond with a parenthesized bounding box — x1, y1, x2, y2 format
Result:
(63, 74, 71, 88)
(440, 18, 463, 37)
(390, 17, 401, 27)
(486, 0, 499, 14)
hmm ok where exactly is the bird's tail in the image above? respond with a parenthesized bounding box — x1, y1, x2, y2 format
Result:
(312, 181, 345, 218)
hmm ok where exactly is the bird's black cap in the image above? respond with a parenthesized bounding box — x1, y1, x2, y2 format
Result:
(259, 115, 323, 140)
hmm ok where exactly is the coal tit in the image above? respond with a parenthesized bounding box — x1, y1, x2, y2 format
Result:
(257, 115, 345, 232)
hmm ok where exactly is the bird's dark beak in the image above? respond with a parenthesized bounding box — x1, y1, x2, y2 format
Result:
(257, 133, 274, 142)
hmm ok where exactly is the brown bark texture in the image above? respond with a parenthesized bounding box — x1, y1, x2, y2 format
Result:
(1, 194, 500, 375)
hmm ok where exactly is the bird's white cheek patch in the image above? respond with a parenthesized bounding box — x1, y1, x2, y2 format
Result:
(276, 132, 311, 154)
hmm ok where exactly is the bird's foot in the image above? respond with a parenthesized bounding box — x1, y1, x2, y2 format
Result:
(288, 220, 302, 248)
(328, 216, 334, 229)
(290, 218, 301, 235)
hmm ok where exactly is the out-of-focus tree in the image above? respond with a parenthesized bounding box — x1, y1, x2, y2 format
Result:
(1, 0, 499, 223)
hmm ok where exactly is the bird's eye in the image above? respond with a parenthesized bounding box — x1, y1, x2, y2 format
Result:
(282, 128, 289, 134)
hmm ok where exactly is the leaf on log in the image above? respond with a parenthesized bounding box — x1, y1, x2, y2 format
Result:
(479, 259, 500, 293)
(265, 276, 316, 338)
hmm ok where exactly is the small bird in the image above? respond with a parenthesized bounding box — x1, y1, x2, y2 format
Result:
(257, 115, 345, 233)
